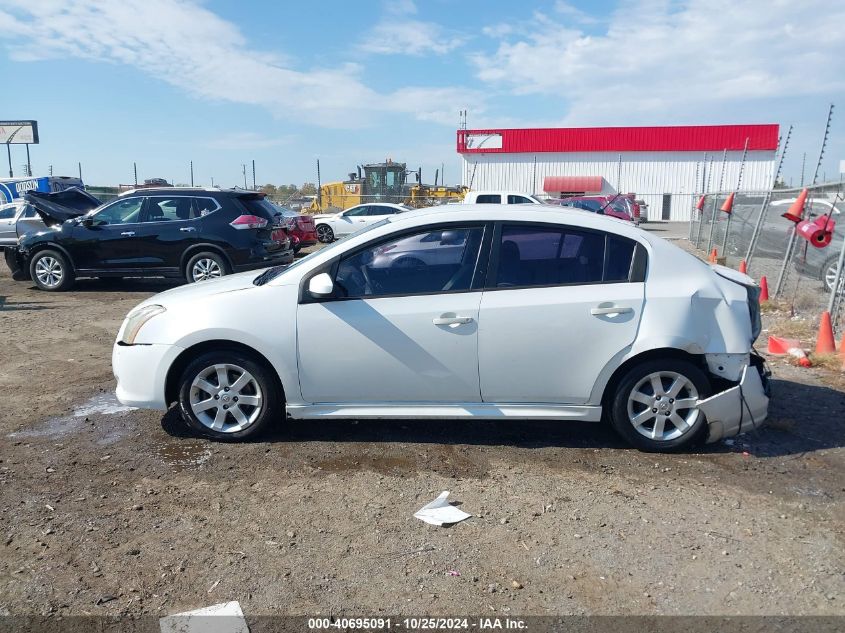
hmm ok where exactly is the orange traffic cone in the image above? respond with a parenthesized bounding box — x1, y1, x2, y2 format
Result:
(709, 248, 718, 263)
(815, 311, 836, 354)
(759, 276, 769, 301)
(768, 336, 811, 367)
(720, 192, 736, 214)
(696, 195, 706, 211)
(840, 332, 845, 370)
(781, 188, 808, 223)
(739, 259, 747, 274)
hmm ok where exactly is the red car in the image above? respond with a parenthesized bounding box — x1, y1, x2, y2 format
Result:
(273, 205, 318, 253)
(551, 196, 633, 222)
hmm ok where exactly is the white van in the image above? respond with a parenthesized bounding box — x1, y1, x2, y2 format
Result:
(461, 191, 543, 205)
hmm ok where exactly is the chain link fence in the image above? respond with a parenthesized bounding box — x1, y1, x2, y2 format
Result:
(687, 182, 845, 339)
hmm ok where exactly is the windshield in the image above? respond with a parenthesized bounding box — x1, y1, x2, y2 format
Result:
(254, 218, 390, 285)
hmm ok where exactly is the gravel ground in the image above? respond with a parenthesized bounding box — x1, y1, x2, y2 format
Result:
(0, 240, 844, 619)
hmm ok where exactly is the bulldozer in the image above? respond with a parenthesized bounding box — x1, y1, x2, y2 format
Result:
(308, 160, 466, 213)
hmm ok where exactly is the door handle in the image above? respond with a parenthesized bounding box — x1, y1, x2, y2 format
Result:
(433, 315, 473, 326)
(590, 306, 634, 316)
(120, 231, 136, 236)
(179, 227, 196, 232)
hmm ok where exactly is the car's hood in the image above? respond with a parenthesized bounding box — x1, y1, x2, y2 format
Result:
(141, 270, 263, 309)
(25, 188, 101, 227)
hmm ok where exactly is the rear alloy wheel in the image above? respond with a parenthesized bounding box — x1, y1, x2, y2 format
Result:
(316, 224, 334, 243)
(610, 359, 710, 452)
(30, 249, 75, 291)
(186, 252, 228, 283)
(178, 351, 281, 440)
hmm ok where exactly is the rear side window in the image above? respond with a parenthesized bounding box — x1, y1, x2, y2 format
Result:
(475, 194, 501, 204)
(493, 224, 639, 288)
(144, 197, 197, 222)
(0, 206, 15, 220)
(193, 197, 220, 217)
(507, 195, 533, 204)
(22, 204, 38, 218)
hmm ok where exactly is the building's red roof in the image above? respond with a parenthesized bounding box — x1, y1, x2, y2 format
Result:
(457, 124, 779, 154)
(543, 176, 604, 193)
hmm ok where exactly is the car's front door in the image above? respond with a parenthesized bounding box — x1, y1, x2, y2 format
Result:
(0, 203, 18, 245)
(334, 205, 370, 237)
(478, 223, 646, 404)
(71, 196, 151, 270)
(297, 224, 488, 403)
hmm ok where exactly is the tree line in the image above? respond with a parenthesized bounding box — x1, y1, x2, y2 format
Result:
(259, 183, 318, 197)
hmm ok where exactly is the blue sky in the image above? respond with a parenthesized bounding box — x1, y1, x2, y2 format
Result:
(1, 0, 843, 189)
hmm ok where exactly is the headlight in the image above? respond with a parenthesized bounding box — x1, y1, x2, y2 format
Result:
(119, 305, 166, 345)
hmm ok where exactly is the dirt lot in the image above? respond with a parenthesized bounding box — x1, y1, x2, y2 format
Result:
(1, 239, 844, 619)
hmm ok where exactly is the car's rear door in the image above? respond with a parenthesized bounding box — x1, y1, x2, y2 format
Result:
(297, 223, 489, 404)
(478, 223, 646, 404)
(136, 196, 202, 271)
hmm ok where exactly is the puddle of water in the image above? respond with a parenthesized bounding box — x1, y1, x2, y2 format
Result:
(154, 441, 212, 469)
(72, 393, 136, 417)
(8, 392, 137, 439)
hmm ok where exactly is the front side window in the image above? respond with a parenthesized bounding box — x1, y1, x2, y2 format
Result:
(91, 198, 144, 226)
(494, 224, 636, 287)
(0, 205, 16, 220)
(345, 206, 368, 217)
(143, 197, 196, 222)
(335, 226, 484, 298)
(476, 194, 501, 204)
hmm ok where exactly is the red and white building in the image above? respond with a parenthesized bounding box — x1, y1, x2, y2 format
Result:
(456, 124, 779, 221)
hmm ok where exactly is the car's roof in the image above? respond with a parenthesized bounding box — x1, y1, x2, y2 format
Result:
(355, 202, 409, 209)
(118, 187, 252, 197)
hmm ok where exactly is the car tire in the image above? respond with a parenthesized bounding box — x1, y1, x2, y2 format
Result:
(293, 243, 302, 254)
(177, 350, 282, 441)
(609, 358, 711, 452)
(316, 224, 334, 243)
(185, 252, 229, 283)
(29, 249, 75, 291)
(821, 256, 841, 294)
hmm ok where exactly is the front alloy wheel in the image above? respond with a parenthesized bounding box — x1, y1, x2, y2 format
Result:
(178, 351, 281, 440)
(316, 224, 334, 243)
(610, 359, 710, 452)
(29, 249, 75, 291)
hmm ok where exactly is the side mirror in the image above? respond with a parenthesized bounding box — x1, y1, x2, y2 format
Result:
(308, 272, 334, 297)
(82, 216, 94, 226)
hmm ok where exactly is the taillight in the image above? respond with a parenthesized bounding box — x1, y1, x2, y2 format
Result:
(230, 215, 268, 230)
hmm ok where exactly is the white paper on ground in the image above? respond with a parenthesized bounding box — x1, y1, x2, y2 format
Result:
(160, 600, 249, 633)
(414, 491, 472, 526)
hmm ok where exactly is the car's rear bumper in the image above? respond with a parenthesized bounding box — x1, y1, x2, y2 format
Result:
(113, 342, 184, 410)
(701, 358, 771, 443)
(232, 247, 293, 272)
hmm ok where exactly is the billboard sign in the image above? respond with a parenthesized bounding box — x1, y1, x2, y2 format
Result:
(464, 132, 503, 150)
(0, 121, 39, 144)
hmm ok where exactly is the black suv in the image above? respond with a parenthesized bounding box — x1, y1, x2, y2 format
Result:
(5, 188, 293, 291)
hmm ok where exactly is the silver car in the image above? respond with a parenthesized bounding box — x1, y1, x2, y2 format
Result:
(0, 200, 46, 247)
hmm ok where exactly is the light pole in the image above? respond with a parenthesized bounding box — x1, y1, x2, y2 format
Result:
(241, 164, 247, 189)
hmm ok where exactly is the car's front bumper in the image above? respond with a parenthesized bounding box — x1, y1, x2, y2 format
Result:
(3, 247, 30, 280)
(700, 359, 771, 443)
(113, 342, 184, 410)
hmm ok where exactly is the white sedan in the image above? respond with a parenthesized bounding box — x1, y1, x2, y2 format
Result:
(113, 204, 769, 452)
(312, 202, 410, 243)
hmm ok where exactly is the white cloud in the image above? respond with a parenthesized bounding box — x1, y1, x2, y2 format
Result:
(471, 0, 845, 124)
(203, 132, 294, 150)
(359, 19, 465, 56)
(0, 0, 481, 127)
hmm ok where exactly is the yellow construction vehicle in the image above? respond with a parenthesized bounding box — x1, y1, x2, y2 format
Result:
(308, 160, 466, 213)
